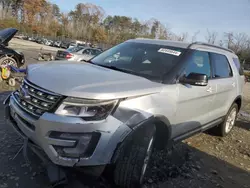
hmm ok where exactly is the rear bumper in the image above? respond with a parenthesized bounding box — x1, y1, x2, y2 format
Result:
(4, 93, 132, 167)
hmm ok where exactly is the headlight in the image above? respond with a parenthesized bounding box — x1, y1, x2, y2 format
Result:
(55, 97, 118, 120)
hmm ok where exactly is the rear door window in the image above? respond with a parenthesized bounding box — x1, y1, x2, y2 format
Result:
(90, 49, 101, 56)
(82, 49, 91, 55)
(233, 58, 244, 75)
(210, 53, 233, 78)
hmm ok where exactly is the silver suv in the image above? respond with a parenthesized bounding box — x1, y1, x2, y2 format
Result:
(4, 39, 245, 188)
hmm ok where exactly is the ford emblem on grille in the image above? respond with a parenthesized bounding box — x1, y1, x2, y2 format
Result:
(19, 87, 31, 100)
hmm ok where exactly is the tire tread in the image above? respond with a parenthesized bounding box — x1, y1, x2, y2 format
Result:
(114, 124, 155, 188)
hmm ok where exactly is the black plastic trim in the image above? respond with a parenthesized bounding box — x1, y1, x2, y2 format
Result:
(172, 117, 224, 142)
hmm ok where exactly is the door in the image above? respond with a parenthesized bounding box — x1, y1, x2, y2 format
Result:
(172, 50, 217, 138)
(209, 52, 237, 119)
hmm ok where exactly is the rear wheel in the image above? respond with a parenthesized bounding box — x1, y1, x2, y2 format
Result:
(213, 103, 238, 137)
(0, 57, 18, 67)
(113, 124, 156, 188)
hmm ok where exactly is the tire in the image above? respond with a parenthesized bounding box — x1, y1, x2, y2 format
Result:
(113, 124, 156, 188)
(213, 103, 238, 137)
(8, 78, 16, 87)
(0, 57, 18, 67)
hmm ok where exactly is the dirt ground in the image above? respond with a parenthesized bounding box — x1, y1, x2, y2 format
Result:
(0, 42, 249, 188)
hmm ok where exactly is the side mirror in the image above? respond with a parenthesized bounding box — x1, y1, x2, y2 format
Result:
(179, 72, 208, 86)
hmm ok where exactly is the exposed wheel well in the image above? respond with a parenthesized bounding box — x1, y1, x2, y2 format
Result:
(234, 96, 242, 111)
(7, 55, 18, 63)
(154, 119, 171, 150)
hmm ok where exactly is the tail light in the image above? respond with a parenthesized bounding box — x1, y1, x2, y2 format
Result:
(66, 53, 73, 59)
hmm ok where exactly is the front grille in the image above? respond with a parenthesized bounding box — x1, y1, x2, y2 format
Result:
(13, 79, 62, 118)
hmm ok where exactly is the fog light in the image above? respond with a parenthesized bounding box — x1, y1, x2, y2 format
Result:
(51, 133, 93, 158)
(62, 135, 92, 158)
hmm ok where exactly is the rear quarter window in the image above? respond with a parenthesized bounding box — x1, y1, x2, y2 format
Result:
(233, 58, 244, 75)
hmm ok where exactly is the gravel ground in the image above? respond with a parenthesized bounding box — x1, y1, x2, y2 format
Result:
(0, 43, 249, 188)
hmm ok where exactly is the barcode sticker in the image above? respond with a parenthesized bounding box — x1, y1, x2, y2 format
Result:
(158, 48, 181, 56)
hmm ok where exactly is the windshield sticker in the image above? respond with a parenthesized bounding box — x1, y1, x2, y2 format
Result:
(158, 48, 181, 56)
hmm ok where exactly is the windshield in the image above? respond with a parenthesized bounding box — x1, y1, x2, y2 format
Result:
(91, 41, 186, 81)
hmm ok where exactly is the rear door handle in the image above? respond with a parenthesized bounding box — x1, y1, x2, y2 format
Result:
(232, 82, 236, 87)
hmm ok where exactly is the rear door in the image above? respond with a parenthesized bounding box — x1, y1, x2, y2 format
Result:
(209, 52, 237, 119)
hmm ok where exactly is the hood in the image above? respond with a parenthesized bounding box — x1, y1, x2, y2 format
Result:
(0, 28, 18, 45)
(26, 61, 163, 100)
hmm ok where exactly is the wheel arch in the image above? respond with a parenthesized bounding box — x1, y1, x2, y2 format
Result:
(233, 95, 242, 111)
(126, 115, 172, 150)
(153, 115, 172, 150)
(111, 115, 172, 163)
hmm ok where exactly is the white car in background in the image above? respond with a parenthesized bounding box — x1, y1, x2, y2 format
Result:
(55, 46, 102, 62)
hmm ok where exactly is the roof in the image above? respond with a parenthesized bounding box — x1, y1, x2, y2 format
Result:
(128, 38, 235, 54)
(129, 38, 191, 48)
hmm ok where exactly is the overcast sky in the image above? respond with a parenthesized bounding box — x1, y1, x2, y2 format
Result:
(51, 0, 250, 42)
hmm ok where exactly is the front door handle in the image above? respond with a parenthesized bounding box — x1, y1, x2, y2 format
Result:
(206, 86, 212, 92)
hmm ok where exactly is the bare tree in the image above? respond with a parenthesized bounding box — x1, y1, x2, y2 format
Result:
(219, 40, 223, 47)
(205, 29, 217, 44)
(191, 30, 200, 42)
(0, 0, 12, 19)
(224, 32, 234, 49)
(233, 32, 248, 52)
(177, 32, 188, 41)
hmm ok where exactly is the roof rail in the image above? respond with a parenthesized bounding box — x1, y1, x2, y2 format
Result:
(190, 42, 235, 54)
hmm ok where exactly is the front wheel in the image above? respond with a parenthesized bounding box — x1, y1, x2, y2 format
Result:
(113, 124, 156, 188)
(0, 57, 18, 67)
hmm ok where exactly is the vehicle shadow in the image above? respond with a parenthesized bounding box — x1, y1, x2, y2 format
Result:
(145, 141, 250, 188)
(236, 113, 250, 131)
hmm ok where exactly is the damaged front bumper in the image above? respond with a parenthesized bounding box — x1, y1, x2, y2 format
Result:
(4, 93, 132, 167)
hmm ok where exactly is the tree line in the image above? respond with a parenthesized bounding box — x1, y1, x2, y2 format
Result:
(0, 0, 249, 62)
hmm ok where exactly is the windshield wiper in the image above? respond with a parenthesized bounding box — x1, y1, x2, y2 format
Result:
(86, 60, 136, 74)
(97, 64, 136, 74)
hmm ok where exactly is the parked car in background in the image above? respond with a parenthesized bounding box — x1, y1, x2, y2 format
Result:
(53, 41, 59, 48)
(55, 46, 102, 61)
(45, 40, 53, 46)
(13, 34, 25, 39)
(60, 41, 70, 49)
(0, 28, 25, 67)
(68, 42, 77, 49)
